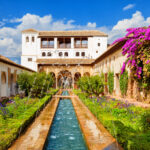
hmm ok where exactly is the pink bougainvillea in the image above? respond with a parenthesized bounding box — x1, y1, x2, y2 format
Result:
(112, 26, 150, 89)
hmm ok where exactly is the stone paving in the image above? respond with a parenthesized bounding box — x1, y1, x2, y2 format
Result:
(108, 95, 150, 108)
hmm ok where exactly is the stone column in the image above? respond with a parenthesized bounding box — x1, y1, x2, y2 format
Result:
(72, 75, 74, 89)
(71, 37, 74, 49)
(56, 77, 57, 89)
(54, 37, 57, 49)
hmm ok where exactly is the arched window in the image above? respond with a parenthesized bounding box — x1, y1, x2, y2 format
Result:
(32, 37, 35, 42)
(64, 52, 68, 57)
(42, 52, 46, 57)
(81, 52, 85, 56)
(76, 52, 80, 56)
(47, 52, 52, 56)
(1, 72, 6, 84)
(26, 36, 29, 42)
(59, 52, 63, 57)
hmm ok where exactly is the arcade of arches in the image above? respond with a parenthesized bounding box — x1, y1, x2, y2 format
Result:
(38, 65, 92, 88)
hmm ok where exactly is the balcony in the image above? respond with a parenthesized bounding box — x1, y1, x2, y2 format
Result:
(57, 38, 71, 48)
(41, 38, 54, 48)
(74, 37, 88, 48)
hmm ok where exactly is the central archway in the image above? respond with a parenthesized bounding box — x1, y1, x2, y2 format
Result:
(57, 70, 72, 89)
(74, 72, 81, 89)
(49, 72, 56, 88)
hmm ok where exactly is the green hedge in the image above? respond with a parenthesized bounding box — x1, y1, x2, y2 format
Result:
(74, 89, 150, 150)
(0, 89, 58, 150)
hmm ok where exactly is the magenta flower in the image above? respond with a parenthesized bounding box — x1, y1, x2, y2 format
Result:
(146, 60, 150, 64)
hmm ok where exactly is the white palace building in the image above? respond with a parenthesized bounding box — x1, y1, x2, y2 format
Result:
(0, 28, 149, 101)
(21, 29, 108, 71)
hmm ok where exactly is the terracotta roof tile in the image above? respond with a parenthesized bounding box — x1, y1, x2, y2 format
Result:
(36, 59, 95, 65)
(0, 55, 35, 72)
(22, 29, 108, 37)
(38, 30, 108, 37)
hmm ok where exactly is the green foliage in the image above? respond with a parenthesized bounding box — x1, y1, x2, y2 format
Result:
(0, 89, 58, 150)
(17, 72, 54, 98)
(17, 72, 33, 96)
(74, 89, 150, 150)
(139, 111, 150, 131)
(90, 75, 104, 96)
(107, 71, 114, 94)
(119, 70, 128, 96)
(77, 75, 104, 97)
(31, 72, 54, 98)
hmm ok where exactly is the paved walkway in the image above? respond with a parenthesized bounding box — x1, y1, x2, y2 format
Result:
(108, 95, 150, 108)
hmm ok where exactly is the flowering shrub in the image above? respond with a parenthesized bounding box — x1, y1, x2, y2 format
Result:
(113, 26, 150, 91)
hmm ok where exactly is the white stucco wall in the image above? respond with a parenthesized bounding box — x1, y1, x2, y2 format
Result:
(0, 62, 32, 98)
(21, 31, 108, 71)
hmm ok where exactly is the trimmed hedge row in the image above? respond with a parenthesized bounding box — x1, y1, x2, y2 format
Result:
(0, 89, 58, 150)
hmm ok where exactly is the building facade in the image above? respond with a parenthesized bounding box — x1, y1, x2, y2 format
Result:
(21, 29, 108, 71)
(21, 29, 150, 102)
(0, 55, 34, 98)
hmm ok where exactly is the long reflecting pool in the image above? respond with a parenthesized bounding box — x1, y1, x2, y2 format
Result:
(44, 91, 87, 150)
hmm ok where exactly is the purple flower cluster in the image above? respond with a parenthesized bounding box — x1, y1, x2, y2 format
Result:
(113, 26, 150, 80)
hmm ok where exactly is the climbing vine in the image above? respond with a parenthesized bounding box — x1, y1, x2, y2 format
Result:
(113, 26, 150, 92)
(107, 71, 114, 94)
(119, 70, 128, 96)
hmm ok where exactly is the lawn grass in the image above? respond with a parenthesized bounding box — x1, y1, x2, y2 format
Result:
(0, 89, 58, 150)
(74, 89, 150, 150)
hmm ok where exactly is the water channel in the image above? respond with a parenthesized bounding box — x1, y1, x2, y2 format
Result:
(44, 91, 87, 150)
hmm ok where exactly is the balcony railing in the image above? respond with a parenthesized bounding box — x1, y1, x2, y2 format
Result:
(75, 44, 88, 48)
(58, 43, 71, 48)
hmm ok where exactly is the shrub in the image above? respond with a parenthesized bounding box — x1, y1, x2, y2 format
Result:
(77, 75, 104, 97)
(30, 72, 54, 98)
(17, 72, 33, 96)
(17, 72, 54, 98)
(119, 70, 128, 96)
(107, 71, 114, 94)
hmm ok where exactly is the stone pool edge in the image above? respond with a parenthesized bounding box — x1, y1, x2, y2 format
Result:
(71, 94, 123, 150)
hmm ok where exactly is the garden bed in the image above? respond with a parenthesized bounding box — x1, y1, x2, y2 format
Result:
(0, 89, 58, 150)
(74, 89, 150, 150)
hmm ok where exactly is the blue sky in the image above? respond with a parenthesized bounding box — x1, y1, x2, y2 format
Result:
(0, 0, 150, 64)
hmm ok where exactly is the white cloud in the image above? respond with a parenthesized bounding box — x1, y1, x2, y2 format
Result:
(0, 11, 150, 57)
(109, 11, 150, 43)
(87, 22, 96, 28)
(0, 21, 5, 27)
(123, 4, 135, 11)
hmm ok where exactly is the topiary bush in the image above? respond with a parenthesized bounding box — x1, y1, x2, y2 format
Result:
(119, 70, 128, 96)
(107, 71, 114, 94)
